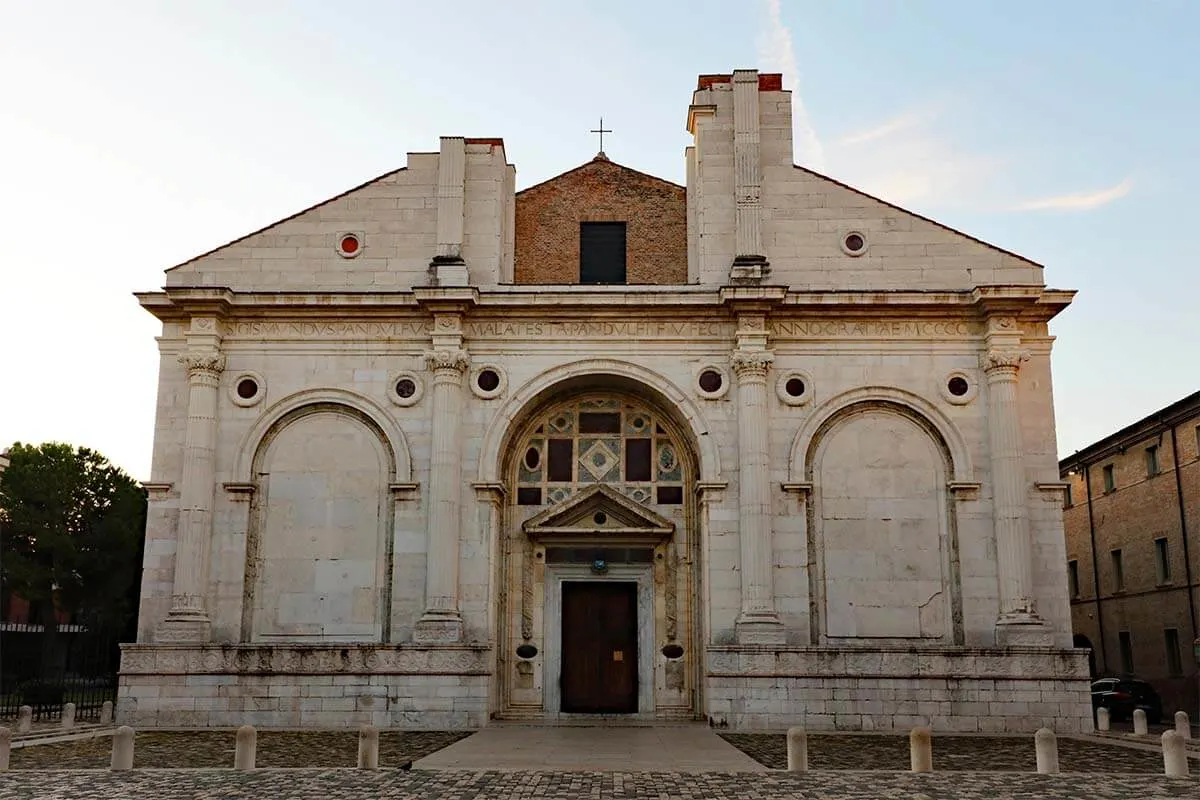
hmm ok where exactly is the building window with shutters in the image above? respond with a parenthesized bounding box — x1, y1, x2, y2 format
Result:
(1068, 560, 1080, 599)
(1155, 538, 1172, 584)
(580, 222, 627, 284)
(1102, 464, 1116, 493)
(1145, 445, 1160, 476)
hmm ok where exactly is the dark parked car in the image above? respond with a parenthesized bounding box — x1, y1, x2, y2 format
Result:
(1091, 677, 1162, 724)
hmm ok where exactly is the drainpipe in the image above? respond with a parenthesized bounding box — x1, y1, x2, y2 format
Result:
(1169, 425, 1197, 723)
(1084, 464, 1108, 670)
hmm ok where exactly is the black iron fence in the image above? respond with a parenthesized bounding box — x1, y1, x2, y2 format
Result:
(0, 621, 121, 721)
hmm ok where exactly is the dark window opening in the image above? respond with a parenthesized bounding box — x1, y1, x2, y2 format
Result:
(656, 486, 684, 505)
(579, 412, 621, 433)
(547, 439, 573, 482)
(625, 439, 652, 481)
(1166, 629, 1183, 676)
(580, 222, 627, 284)
(517, 487, 542, 506)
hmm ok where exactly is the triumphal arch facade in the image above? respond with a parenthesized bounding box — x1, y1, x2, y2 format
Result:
(121, 69, 1093, 732)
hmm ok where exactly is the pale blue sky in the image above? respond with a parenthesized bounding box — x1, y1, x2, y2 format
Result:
(1, 1, 1196, 479)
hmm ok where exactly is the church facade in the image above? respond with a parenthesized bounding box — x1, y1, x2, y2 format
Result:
(120, 70, 1093, 732)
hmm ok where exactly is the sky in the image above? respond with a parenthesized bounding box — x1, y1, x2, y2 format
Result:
(1, 1, 1197, 480)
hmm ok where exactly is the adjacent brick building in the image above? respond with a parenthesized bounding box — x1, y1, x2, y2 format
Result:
(1061, 391, 1200, 715)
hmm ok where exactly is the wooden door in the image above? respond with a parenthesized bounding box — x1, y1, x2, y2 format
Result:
(560, 581, 638, 713)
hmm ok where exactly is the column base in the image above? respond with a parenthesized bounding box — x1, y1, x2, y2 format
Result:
(413, 610, 465, 643)
(155, 612, 212, 644)
(729, 255, 770, 284)
(995, 613, 1052, 647)
(735, 612, 786, 645)
(429, 256, 469, 287)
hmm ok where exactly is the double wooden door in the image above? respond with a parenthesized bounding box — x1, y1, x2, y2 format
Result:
(560, 581, 638, 713)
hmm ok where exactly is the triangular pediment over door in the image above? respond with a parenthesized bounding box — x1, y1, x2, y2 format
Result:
(522, 484, 675, 546)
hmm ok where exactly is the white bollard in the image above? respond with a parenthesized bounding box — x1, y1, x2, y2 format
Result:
(357, 724, 379, 769)
(1175, 711, 1190, 740)
(1133, 708, 1148, 736)
(786, 726, 808, 772)
(909, 726, 933, 773)
(110, 726, 134, 771)
(1034, 728, 1059, 774)
(234, 725, 256, 770)
(16, 707, 32, 734)
(61, 702, 76, 730)
(100, 701, 114, 726)
(1163, 730, 1189, 777)
(0, 727, 10, 771)
(1096, 706, 1110, 732)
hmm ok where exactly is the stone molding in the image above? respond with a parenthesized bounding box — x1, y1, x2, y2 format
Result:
(704, 645, 1091, 680)
(179, 352, 225, 378)
(119, 643, 491, 676)
(729, 349, 774, 378)
(980, 348, 1031, 373)
(788, 386, 976, 485)
(424, 348, 470, 374)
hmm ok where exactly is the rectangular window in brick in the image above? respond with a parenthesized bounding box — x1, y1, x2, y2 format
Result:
(580, 222, 627, 285)
(1155, 537, 1171, 584)
(1118, 631, 1134, 674)
(548, 439, 574, 482)
(1103, 464, 1115, 493)
(1068, 560, 1080, 599)
(1064, 483, 1073, 508)
(1166, 628, 1183, 676)
(1145, 445, 1160, 476)
(1111, 549, 1125, 592)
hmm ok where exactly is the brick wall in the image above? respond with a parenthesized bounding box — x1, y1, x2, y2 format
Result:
(513, 157, 686, 284)
(1062, 408, 1200, 716)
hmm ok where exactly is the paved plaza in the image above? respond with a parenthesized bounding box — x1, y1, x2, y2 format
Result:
(2, 726, 1199, 799)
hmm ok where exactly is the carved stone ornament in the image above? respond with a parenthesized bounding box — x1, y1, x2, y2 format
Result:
(980, 348, 1031, 373)
(179, 352, 226, 377)
(424, 348, 470, 374)
(729, 349, 774, 378)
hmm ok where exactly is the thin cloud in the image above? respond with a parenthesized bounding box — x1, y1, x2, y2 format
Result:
(1018, 177, 1133, 211)
(838, 111, 926, 147)
(758, 0, 825, 170)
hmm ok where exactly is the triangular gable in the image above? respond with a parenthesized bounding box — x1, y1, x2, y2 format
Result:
(522, 485, 674, 544)
(516, 156, 684, 196)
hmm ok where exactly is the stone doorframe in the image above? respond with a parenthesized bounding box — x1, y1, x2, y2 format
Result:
(543, 563, 656, 719)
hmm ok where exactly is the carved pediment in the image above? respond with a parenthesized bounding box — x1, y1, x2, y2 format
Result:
(522, 485, 675, 545)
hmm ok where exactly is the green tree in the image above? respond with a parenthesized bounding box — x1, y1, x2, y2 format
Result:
(0, 443, 146, 652)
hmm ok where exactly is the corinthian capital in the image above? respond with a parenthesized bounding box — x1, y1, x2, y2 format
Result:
(980, 348, 1030, 373)
(424, 348, 470, 374)
(179, 352, 226, 378)
(730, 349, 774, 378)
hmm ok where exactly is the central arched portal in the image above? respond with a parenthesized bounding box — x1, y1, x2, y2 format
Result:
(494, 384, 703, 721)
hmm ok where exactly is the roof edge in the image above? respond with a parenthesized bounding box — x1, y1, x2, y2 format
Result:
(517, 157, 684, 196)
(1060, 390, 1200, 471)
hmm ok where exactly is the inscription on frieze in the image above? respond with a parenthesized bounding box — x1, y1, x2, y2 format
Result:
(770, 319, 981, 339)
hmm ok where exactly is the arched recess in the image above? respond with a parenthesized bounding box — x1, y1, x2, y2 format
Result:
(788, 386, 974, 486)
(238, 399, 399, 643)
(803, 397, 965, 645)
(477, 358, 721, 485)
(233, 387, 412, 484)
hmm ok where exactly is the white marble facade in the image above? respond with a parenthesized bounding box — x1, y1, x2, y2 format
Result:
(120, 69, 1092, 732)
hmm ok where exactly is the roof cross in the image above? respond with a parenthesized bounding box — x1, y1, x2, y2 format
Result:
(590, 117, 612, 156)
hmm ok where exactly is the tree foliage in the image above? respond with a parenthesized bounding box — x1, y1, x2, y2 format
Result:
(0, 442, 146, 631)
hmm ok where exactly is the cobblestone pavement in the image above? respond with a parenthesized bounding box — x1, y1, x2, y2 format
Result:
(7, 730, 468, 769)
(1, 769, 1198, 799)
(720, 733, 1168, 772)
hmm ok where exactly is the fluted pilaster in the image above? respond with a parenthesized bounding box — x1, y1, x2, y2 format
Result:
(731, 70, 768, 282)
(157, 351, 224, 642)
(731, 348, 784, 644)
(414, 347, 470, 642)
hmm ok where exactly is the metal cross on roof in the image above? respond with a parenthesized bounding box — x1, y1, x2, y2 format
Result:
(590, 117, 612, 155)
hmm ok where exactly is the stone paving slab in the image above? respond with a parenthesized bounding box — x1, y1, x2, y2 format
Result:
(1, 769, 1198, 799)
(413, 725, 765, 772)
(720, 732, 1168, 772)
(6, 730, 468, 769)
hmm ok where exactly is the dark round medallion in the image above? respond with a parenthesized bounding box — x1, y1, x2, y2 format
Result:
(236, 378, 258, 400)
(844, 232, 865, 253)
(698, 369, 723, 393)
(516, 644, 538, 659)
(477, 369, 501, 392)
(785, 377, 806, 398)
(524, 446, 541, 470)
(339, 234, 360, 255)
(948, 376, 970, 397)
(661, 644, 685, 659)
(395, 378, 416, 398)
(593, 511, 608, 525)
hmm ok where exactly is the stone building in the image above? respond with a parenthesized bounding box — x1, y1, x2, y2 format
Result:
(120, 69, 1091, 732)
(1061, 391, 1200, 715)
